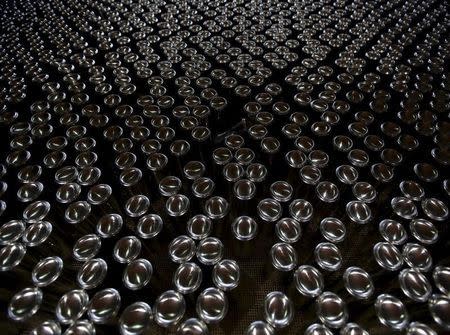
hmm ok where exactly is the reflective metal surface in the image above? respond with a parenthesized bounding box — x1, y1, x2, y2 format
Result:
(0, 0, 449, 333)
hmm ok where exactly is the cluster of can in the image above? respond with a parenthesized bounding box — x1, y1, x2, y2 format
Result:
(0, 0, 449, 333)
